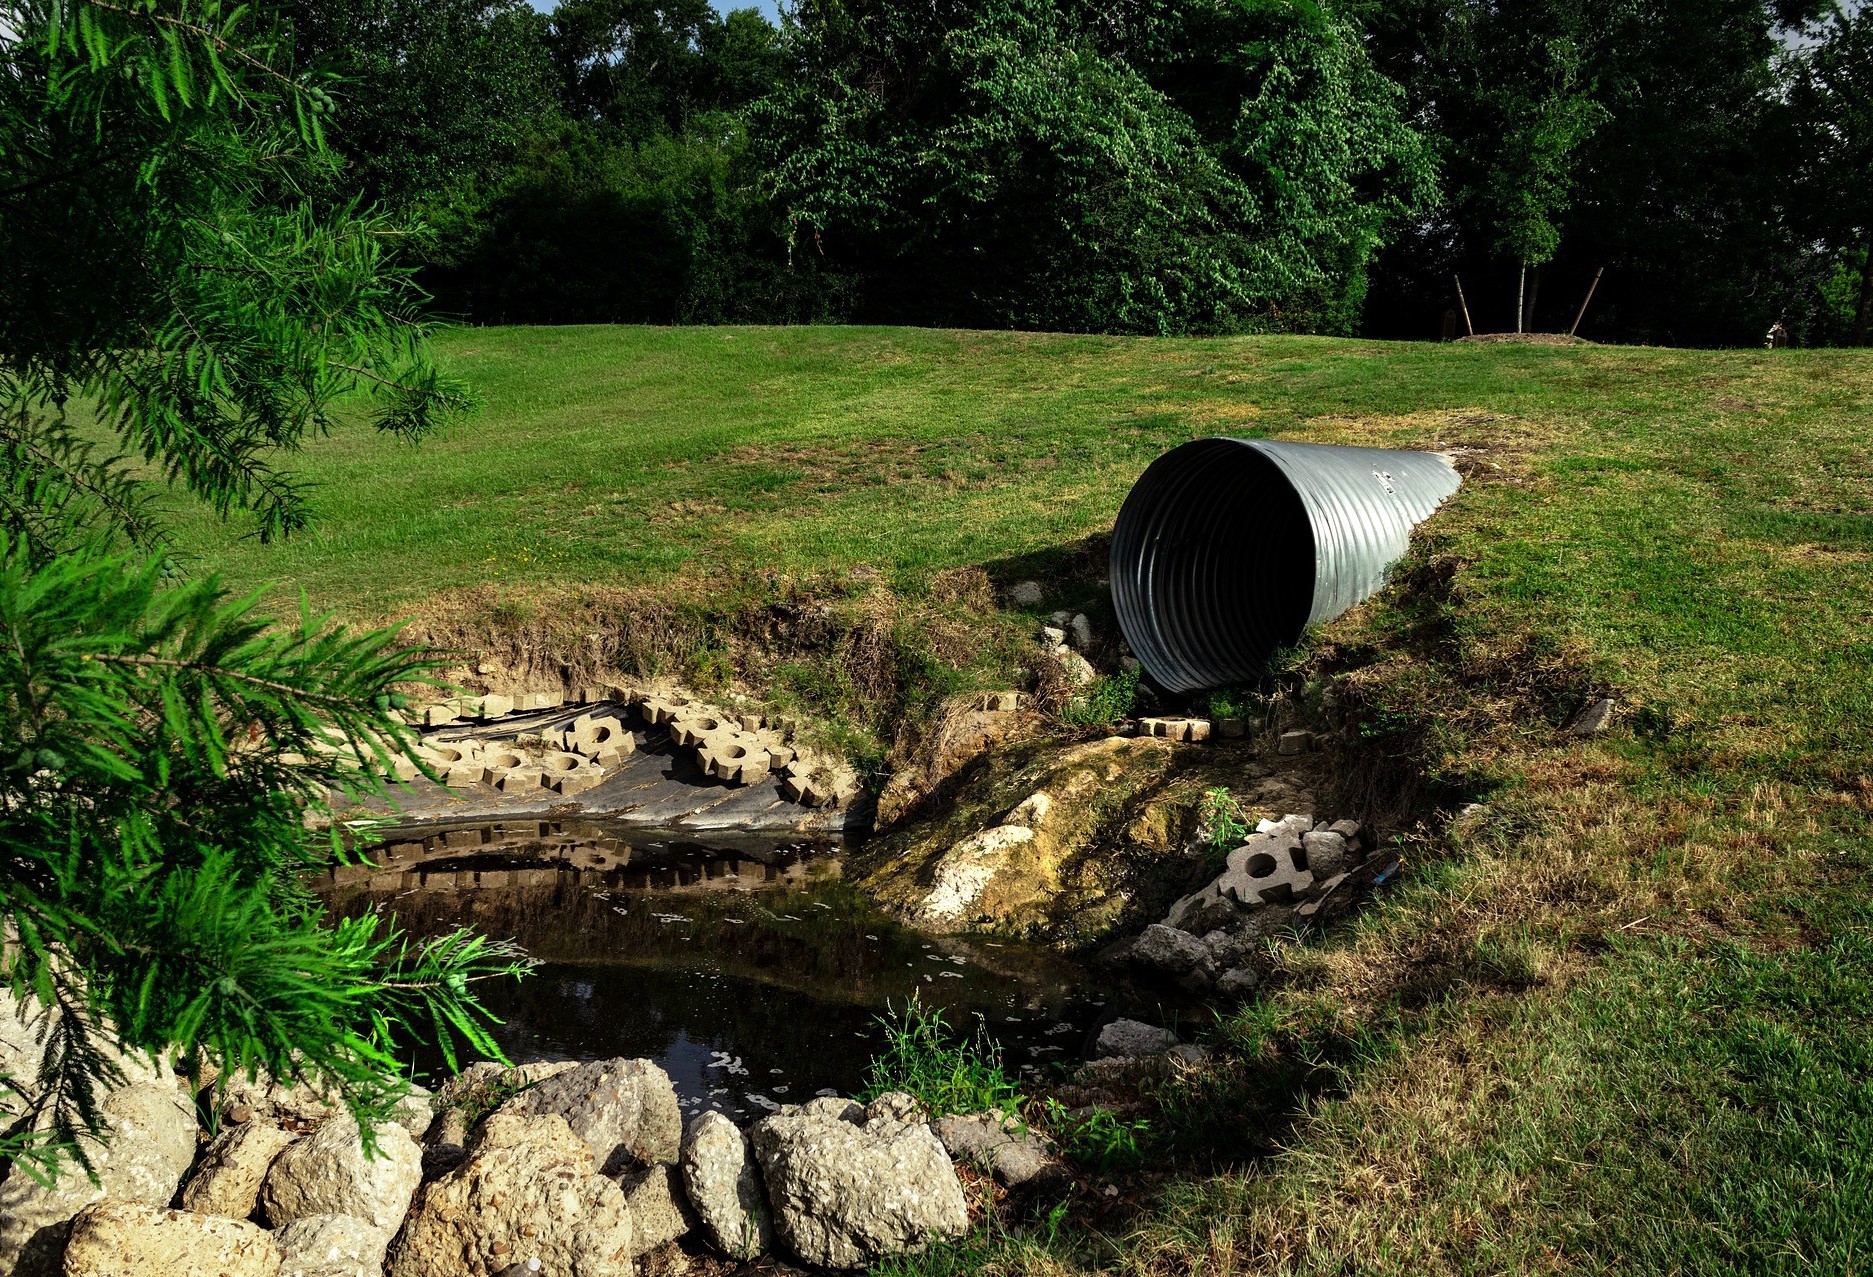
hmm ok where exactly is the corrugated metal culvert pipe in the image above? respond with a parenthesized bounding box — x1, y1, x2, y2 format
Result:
(1111, 438, 1462, 693)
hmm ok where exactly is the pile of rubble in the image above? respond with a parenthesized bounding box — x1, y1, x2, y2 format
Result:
(1102, 814, 1394, 997)
(0, 988, 1049, 1277)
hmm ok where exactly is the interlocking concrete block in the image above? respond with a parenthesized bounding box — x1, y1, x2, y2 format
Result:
(697, 733, 771, 786)
(517, 690, 564, 712)
(474, 694, 516, 720)
(1277, 730, 1313, 755)
(672, 712, 734, 750)
(477, 749, 538, 791)
(419, 705, 458, 728)
(640, 694, 690, 725)
(539, 751, 605, 795)
(1216, 835, 1314, 906)
(568, 714, 634, 763)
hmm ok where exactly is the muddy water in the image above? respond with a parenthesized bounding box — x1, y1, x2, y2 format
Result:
(318, 819, 1179, 1123)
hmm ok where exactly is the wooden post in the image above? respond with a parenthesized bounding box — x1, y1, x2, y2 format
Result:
(1453, 274, 1474, 336)
(1516, 265, 1526, 334)
(1442, 309, 1458, 342)
(1569, 267, 1605, 336)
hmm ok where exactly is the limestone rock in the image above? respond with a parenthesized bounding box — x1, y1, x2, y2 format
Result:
(0, 990, 54, 1118)
(0, 1082, 198, 1277)
(930, 1112, 1070, 1198)
(261, 1110, 422, 1233)
(388, 1082, 436, 1141)
(862, 1091, 922, 1125)
(619, 1163, 692, 1257)
(388, 1113, 634, 1277)
(276, 1214, 392, 1277)
(181, 1121, 300, 1219)
(1009, 580, 1044, 607)
(750, 1101, 968, 1268)
(62, 1203, 282, 1277)
(1068, 613, 1095, 651)
(1301, 830, 1348, 878)
(492, 1057, 680, 1176)
(910, 824, 1036, 926)
(1052, 648, 1098, 688)
(1128, 923, 1215, 988)
(219, 1068, 343, 1128)
(680, 1111, 773, 1261)
(1215, 967, 1262, 1000)
(1093, 1019, 1178, 1060)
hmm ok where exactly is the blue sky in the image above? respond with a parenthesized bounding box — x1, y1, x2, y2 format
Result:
(527, 0, 783, 21)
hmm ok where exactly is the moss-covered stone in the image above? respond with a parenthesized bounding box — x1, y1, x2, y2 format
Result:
(856, 734, 1321, 947)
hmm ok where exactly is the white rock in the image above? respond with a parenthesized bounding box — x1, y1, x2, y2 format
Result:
(181, 1121, 300, 1219)
(492, 1057, 682, 1175)
(0, 1081, 198, 1277)
(388, 1112, 633, 1277)
(750, 1101, 968, 1268)
(275, 1213, 392, 1277)
(261, 1110, 422, 1233)
(619, 1163, 692, 1257)
(912, 825, 1034, 924)
(680, 1111, 773, 1260)
(62, 1202, 282, 1277)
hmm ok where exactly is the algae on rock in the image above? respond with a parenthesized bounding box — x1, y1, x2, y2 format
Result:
(858, 734, 1318, 945)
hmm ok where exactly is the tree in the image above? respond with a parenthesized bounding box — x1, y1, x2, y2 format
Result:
(273, 0, 561, 214)
(0, 0, 525, 1178)
(756, 0, 1434, 335)
(1791, 6, 1873, 344)
(1359, 0, 1837, 343)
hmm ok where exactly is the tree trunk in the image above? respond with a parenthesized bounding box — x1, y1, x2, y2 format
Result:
(1525, 266, 1542, 332)
(1516, 265, 1526, 334)
(1854, 239, 1873, 347)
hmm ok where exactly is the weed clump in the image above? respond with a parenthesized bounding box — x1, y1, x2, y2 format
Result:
(862, 996, 1022, 1117)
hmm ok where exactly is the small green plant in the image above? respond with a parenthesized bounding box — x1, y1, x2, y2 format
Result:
(1198, 786, 1249, 871)
(863, 996, 1022, 1117)
(1061, 666, 1141, 726)
(1040, 1096, 1151, 1171)
(1205, 686, 1260, 721)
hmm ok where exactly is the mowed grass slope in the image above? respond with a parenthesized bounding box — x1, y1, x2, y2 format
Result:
(177, 326, 1873, 1273)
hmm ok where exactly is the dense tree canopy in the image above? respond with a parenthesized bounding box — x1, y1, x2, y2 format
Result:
(252, 0, 1868, 344)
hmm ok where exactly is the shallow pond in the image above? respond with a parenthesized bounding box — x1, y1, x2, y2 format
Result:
(317, 818, 1183, 1123)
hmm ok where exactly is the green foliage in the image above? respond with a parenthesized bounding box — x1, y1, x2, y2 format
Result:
(0, 0, 473, 554)
(0, 536, 534, 1175)
(276, 0, 560, 212)
(1060, 667, 1141, 726)
(1199, 787, 1250, 854)
(863, 997, 1022, 1118)
(0, 0, 527, 1181)
(1038, 1096, 1151, 1171)
(756, 0, 1434, 335)
(1479, 35, 1607, 270)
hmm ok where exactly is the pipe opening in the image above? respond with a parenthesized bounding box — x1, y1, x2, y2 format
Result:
(1112, 437, 1461, 694)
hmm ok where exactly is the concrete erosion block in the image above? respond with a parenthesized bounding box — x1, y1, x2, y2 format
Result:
(1277, 730, 1313, 755)
(697, 733, 772, 786)
(672, 712, 735, 750)
(475, 694, 516, 720)
(517, 690, 564, 712)
(1217, 835, 1315, 906)
(419, 705, 458, 727)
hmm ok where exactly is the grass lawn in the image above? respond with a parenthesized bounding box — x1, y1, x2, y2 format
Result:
(177, 325, 1873, 1273)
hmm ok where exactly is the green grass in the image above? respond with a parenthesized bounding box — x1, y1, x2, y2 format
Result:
(863, 997, 1024, 1119)
(169, 324, 1873, 1273)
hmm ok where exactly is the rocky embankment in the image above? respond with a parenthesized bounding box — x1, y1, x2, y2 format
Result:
(0, 987, 1127, 1277)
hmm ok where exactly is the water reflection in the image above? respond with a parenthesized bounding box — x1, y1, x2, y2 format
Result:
(319, 820, 1179, 1120)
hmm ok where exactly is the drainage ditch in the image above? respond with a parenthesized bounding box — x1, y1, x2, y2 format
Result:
(317, 819, 1190, 1123)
